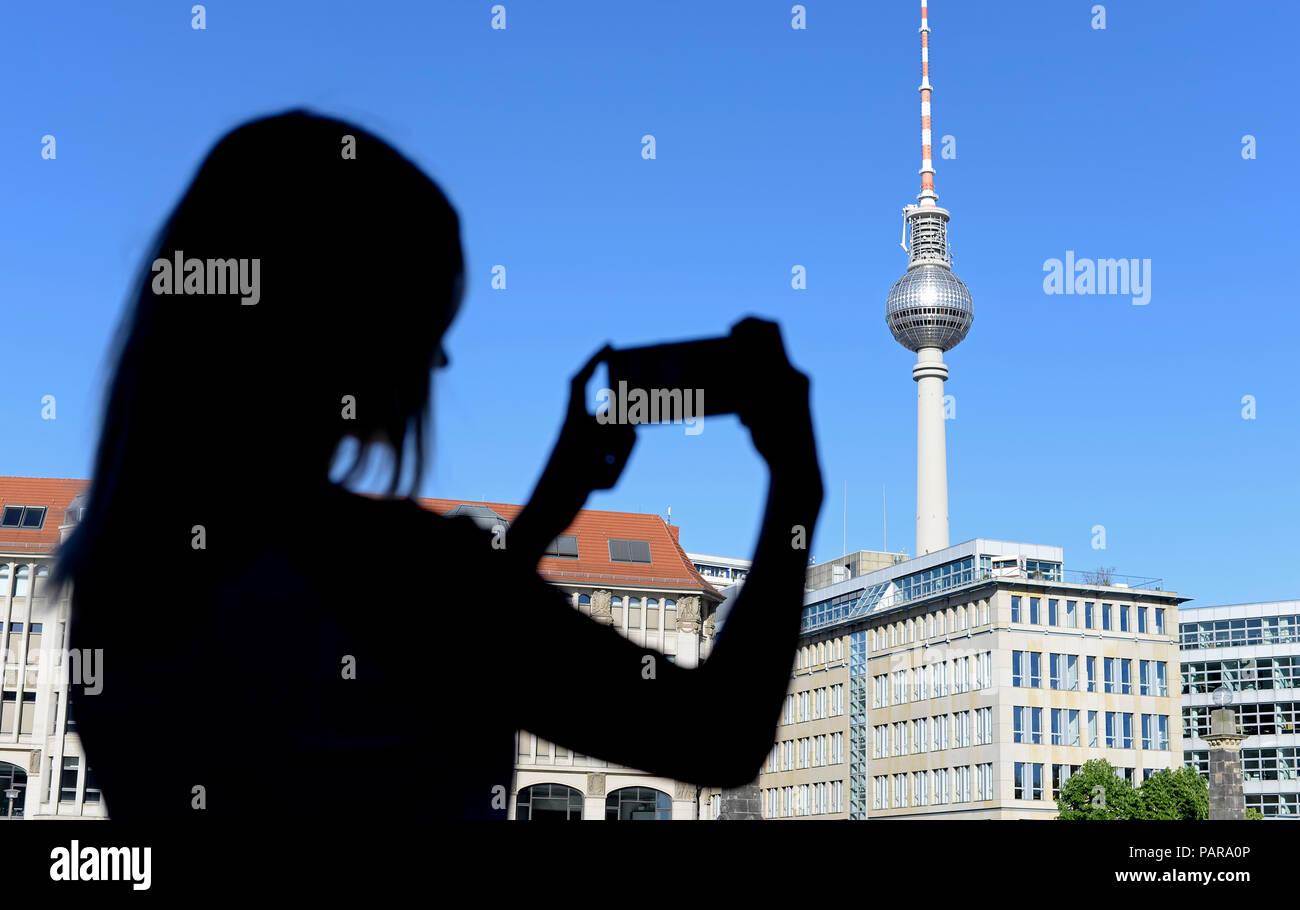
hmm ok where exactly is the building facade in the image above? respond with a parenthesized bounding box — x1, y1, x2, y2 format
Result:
(0, 477, 105, 819)
(1180, 601, 1300, 818)
(758, 540, 1185, 819)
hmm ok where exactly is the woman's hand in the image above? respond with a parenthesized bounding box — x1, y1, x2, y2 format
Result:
(729, 317, 823, 511)
(509, 346, 636, 563)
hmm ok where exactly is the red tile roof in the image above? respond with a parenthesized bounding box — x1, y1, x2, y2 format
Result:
(421, 497, 722, 598)
(0, 477, 89, 554)
(0, 478, 721, 599)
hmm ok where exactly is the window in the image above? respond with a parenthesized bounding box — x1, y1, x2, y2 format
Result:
(517, 783, 584, 820)
(1102, 603, 1112, 631)
(543, 535, 579, 558)
(606, 786, 671, 820)
(1156, 662, 1168, 697)
(1052, 764, 1074, 801)
(1013, 763, 1044, 800)
(1122, 713, 1134, 749)
(1011, 595, 1021, 622)
(1120, 659, 1132, 695)
(1085, 602, 1095, 629)
(1012, 651, 1025, 687)
(1088, 711, 1098, 747)
(975, 707, 992, 745)
(1, 506, 46, 529)
(60, 756, 79, 803)
(977, 763, 993, 801)
(1029, 652, 1041, 687)
(1138, 606, 1148, 634)
(1048, 599, 1059, 626)
(1050, 653, 1078, 690)
(1087, 656, 1096, 692)
(1065, 599, 1077, 628)
(1029, 597, 1041, 624)
(1104, 657, 1116, 694)
(13, 567, 29, 598)
(1155, 608, 1166, 635)
(1014, 706, 1042, 744)
(1120, 605, 1130, 632)
(1052, 708, 1080, 746)
(607, 539, 652, 564)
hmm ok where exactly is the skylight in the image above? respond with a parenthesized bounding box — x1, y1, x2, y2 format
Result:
(0, 506, 45, 530)
(608, 539, 652, 564)
(544, 535, 579, 559)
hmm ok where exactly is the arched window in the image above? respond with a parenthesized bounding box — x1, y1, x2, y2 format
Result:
(0, 762, 27, 818)
(13, 566, 29, 598)
(605, 786, 672, 820)
(516, 783, 584, 820)
(645, 598, 658, 609)
(578, 594, 591, 606)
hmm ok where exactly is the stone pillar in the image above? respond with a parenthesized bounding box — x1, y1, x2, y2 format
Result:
(675, 596, 701, 669)
(1205, 707, 1247, 820)
(717, 781, 763, 820)
(589, 590, 613, 626)
(584, 772, 606, 820)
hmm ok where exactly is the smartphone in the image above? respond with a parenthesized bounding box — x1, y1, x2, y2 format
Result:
(600, 336, 740, 423)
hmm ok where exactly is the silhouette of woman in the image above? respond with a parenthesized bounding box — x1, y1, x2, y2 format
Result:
(56, 110, 823, 822)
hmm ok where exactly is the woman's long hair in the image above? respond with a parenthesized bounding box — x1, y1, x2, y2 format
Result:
(56, 109, 464, 600)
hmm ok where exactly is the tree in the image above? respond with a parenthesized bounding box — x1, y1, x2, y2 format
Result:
(1057, 759, 1140, 819)
(1082, 566, 1115, 585)
(1137, 767, 1208, 820)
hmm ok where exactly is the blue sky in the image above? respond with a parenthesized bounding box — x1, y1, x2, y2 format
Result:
(3, 1, 1298, 607)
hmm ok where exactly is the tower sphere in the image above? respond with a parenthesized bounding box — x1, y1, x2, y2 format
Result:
(885, 263, 973, 352)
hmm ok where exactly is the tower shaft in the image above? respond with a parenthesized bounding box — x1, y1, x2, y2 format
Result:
(914, 348, 949, 554)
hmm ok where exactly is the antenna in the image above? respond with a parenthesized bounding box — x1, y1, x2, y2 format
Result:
(667, 505, 672, 525)
(842, 481, 847, 558)
(883, 484, 888, 552)
(918, 0, 937, 208)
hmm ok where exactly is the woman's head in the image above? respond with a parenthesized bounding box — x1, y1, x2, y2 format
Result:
(59, 110, 463, 583)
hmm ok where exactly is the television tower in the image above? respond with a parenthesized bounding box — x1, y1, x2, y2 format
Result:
(885, 0, 974, 556)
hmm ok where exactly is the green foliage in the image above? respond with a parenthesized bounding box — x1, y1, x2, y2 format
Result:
(1057, 759, 1140, 819)
(1136, 766, 1208, 820)
(1246, 808, 1264, 820)
(1058, 760, 1210, 820)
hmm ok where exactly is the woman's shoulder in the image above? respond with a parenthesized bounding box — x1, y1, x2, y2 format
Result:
(322, 485, 497, 561)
